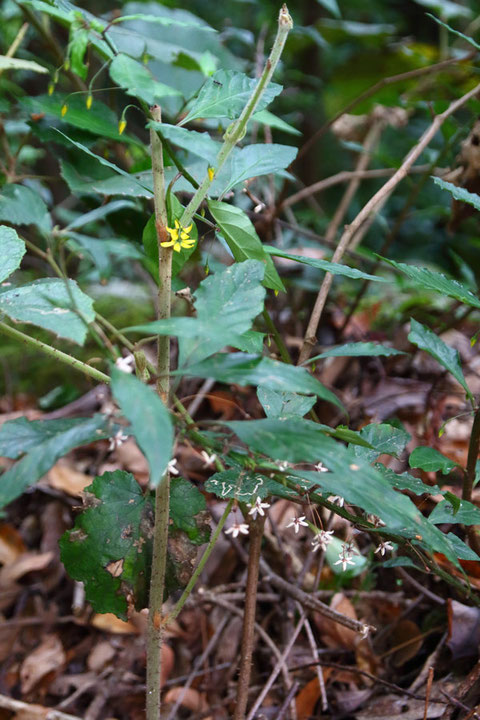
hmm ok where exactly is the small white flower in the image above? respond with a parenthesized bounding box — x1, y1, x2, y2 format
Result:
(167, 459, 179, 476)
(329, 495, 345, 507)
(200, 450, 217, 468)
(374, 540, 394, 556)
(360, 624, 370, 639)
(286, 515, 308, 534)
(311, 529, 334, 553)
(315, 462, 329, 473)
(225, 522, 249, 538)
(247, 497, 270, 520)
(334, 542, 358, 571)
(277, 461, 290, 472)
(115, 354, 135, 373)
(108, 430, 128, 451)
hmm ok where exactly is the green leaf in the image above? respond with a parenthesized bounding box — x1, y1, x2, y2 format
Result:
(180, 69, 282, 125)
(205, 468, 298, 501)
(126, 261, 266, 366)
(149, 122, 221, 164)
(0, 414, 113, 509)
(0, 226, 26, 283)
(66, 232, 144, 277)
(69, 27, 89, 80)
(309, 342, 406, 362)
(217, 144, 297, 196)
(0, 184, 51, 233)
(208, 200, 285, 292)
(170, 477, 210, 544)
(265, 247, 388, 282)
(0, 278, 95, 345)
(60, 160, 154, 198)
(110, 53, 182, 105)
(234, 330, 265, 354)
(413, 0, 471, 20)
(175, 353, 344, 411)
(111, 367, 173, 487)
(353, 423, 411, 464)
(252, 109, 302, 136)
(257, 387, 316, 419)
(20, 95, 136, 144)
(409, 446, 460, 474)
(65, 199, 139, 231)
(111, 13, 216, 31)
(54, 131, 151, 193)
(408, 318, 473, 402)
(382, 557, 420, 569)
(426, 14, 480, 50)
(0, 56, 48, 73)
(382, 258, 480, 309)
(376, 465, 442, 496)
(433, 176, 480, 211)
(316, 0, 341, 17)
(0, 416, 87, 459)
(445, 532, 480, 560)
(179, 260, 266, 365)
(59, 471, 153, 619)
(326, 537, 367, 578)
(429, 499, 480, 525)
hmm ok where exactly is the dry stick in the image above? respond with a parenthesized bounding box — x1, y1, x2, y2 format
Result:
(297, 119, 384, 364)
(300, 608, 328, 712)
(297, 79, 480, 366)
(201, 594, 293, 699)
(146, 104, 171, 720)
(282, 164, 434, 210)
(463, 406, 480, 556)
(423, 667, 435, 720)
(259, 558, 373, 634)
(296, 52, 475, 161)
(233, 514, 266, 720)
(165, 614, 230, 720)
(0, 21, 28, 79)
(246, 610, 306, 720)
(0, 694, 81, 720)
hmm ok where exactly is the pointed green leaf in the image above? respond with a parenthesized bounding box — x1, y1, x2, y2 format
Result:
(0, 414, 113, 509)
(217, 143, 297, 196)
(429, 498, 480, 525)
(252, 109, 302, 136)
(0, 278, 95, 344)
(409, 446, 460, 474)
(433, 176, 480, 210)
(149, 122, 221, 164)
(408, 318, 473, 402)
(353, 423, 411, 464)
(0, 56, 48, 73)
(376, 465, 442, 496)
(180, 69, 282, 125)
(0, 184, 51, 233)
(110, 54, 182, 105)
(111, 367, 173, 487)
(69, 27, 89, 80)
(0, 226, 26, 283)
(265, 247, 388, 282)
(382, 258, 480, 308)
(309, 342, 406, 362)
(208, 200, 285, 292)
(205, 468, 298, 501)
(170, 476, 210, 544)
(257, 387, 316, 419)
(174, 353, 344, 411)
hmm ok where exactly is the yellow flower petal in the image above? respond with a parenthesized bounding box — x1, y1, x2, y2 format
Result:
(174, 242, 181, 252)
(86, 94, 93, 110)
(174, 219, 180, 229)
(61, 104, 68, 117)
(118, 119, 127, 135)
(180, 231, 190, 241)
(167, 227, 179, 241)
(208, 167, 215, 182)
(184, 224, 193, 233)
(161, 240, 174, 247)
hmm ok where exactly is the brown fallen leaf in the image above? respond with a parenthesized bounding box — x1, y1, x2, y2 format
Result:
(0, 551, 53, 586)
(163, 686, 208, 713)
(20, 634, 66, 694)
(87, 641, 116, 671)
(0, 524, 26, 566)
(447, 598, 480, 659)
(48, 461, 93, 496)
(91, 613, 138, 634)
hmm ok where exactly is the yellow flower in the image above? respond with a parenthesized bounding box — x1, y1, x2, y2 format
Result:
(118, 119, 127, 135)
(161, 219, 195, 253)
(61, 103, 68, 117)
(86, 93, 93, 110)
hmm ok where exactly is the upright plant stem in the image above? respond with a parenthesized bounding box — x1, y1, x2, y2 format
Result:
(464, 407, 480, 556)
(179, 5, 293, 229)
(146, 104, 171, 720)
(233, 514, 266, 720)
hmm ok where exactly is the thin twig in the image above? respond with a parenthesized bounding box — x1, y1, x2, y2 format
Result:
(0, 694, 82, 720)
(234, 514, 266, 720)
(297, 79, 480, 365)
(296, 52, 475, 160)
(464, 406, 480, 555)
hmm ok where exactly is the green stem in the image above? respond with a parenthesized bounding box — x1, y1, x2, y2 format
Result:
(262, 308, 292, 364)
(179, 5, 293, 229)
(146, 104, 172, 720)
(0, 322, 110, 384)
(164, 498, 234, 625)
